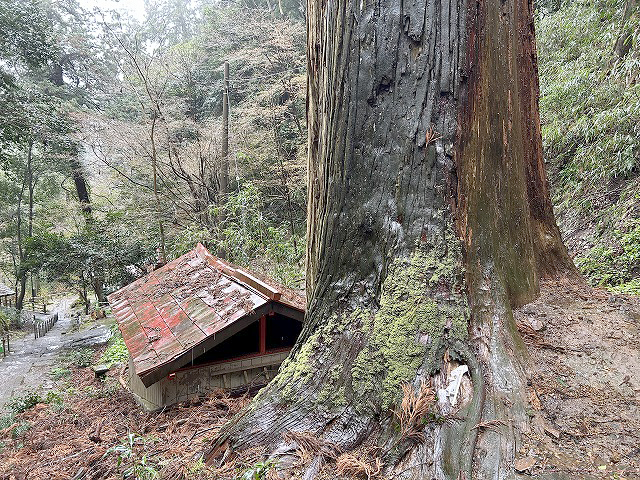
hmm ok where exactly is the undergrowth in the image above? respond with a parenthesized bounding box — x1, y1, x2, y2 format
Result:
(537, 0, 640, 292)
(99, 327, 129, 368)
(61, 348, 95, 368)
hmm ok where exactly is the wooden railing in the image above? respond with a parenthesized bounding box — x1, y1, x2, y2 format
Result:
(30, 296, 49, 313)
(34, 312, 59, 339)
(1, 329, 9, 357)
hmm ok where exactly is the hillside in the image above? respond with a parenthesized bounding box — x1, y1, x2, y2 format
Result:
(537, 0, 640, 294)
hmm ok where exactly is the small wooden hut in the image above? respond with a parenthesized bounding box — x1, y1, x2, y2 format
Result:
(0, 283, 14, 307)
(108, 243, 304, 411)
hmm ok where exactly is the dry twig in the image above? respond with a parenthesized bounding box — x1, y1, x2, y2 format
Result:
(336, 449, 384, 480)
(393, 381, 435, 442)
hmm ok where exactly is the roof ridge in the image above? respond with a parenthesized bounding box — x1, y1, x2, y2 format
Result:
(194, 243, 282, 301)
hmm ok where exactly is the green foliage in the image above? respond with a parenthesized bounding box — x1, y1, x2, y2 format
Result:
(99, 330, 129, 368)
(173, 183, 304, 286)
(11, 422, 31, 439)
(0, 307, 18, 329)
(4, 389, 64, 416)
(25, 215, 155, 297)
(1, 0, 307, 303)
(6, 391, 42, 414)
(610, 278, 640, 295)
(106, 433, 159, 480)
(576, 221, 640, 287)
(61, 348, 94, 368)
(0, 0, 55, 67)
(238, 460, 276, 480)
(44, 390, 64, 408)
(538, 0, 640, 291)
(50, 367, 72, 380)
(185, 456, 208, 477)
(538, 0, 639, 189)
(0, 413, 15, 430)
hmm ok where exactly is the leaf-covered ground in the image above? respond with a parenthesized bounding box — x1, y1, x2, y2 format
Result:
(0, 351, 261, 480)
(516, 278, 640, 478)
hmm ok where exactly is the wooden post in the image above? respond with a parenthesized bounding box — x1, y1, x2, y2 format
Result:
(221, 60, 229, 200)
(2, 335, 5, 357)
(259, 315, 267, 354)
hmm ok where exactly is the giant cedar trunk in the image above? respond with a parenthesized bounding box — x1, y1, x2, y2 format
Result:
(211, 0, 573, 477)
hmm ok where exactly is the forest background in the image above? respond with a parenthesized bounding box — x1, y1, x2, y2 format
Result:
(0, 0, 638, 313)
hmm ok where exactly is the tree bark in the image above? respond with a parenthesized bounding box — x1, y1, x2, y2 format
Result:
(150, 114, 167, 265)
(220, 61, 230, 210)
(68, 154, 108, 305)
(69, 155, 92, 216)
(209, 0, 573, 478)
(15, 141, 33, 311)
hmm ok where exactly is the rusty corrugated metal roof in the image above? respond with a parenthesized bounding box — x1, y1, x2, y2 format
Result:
(107, 243, 305, 384)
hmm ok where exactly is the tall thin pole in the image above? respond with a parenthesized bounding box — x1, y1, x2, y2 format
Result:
(221, 61, 229, 201)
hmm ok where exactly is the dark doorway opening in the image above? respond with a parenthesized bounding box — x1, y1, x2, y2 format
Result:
(191, 321, 259, 366)
(266, 313, 302, 350)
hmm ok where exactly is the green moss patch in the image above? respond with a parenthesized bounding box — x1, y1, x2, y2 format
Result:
(351, 232, 468, 410)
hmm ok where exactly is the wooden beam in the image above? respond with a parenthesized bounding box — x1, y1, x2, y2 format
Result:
(234, 269, 281, 301)
(259, 315, 267, 354)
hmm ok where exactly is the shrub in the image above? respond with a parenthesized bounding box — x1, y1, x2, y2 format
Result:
(537, 0, 640, 292)
(106, 433, 159, 480)
(50, 367, 71, 380)
(99, 330, 129, 367)
(6, 391, 42, 414)
(62, 348, 94, 368)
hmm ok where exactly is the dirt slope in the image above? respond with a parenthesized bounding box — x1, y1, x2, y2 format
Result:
(516, 278, 640, 479)
(1, 280, 638, 479)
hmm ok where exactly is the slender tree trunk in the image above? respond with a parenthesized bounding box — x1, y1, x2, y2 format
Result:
(27, 156, 34, 240)
(220, 61, 230, 205)
(114, 34, 168, 264)
(614, 0, 637, 60)
(69, 155, 107, 305)
(272, 121, 299, 252)
(15, 141, 33, 311)
(28, 156, 36, 308)
(50, 52, 106, 304)
(150, 115, 167, 264)
(209, 1, 573, 478)
(70, 155, 92, 215)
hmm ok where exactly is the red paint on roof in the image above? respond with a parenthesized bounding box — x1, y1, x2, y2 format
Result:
(107, 243, 305, 382)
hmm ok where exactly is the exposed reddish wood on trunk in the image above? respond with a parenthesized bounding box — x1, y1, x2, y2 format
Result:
(456, 0, 573, 307)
